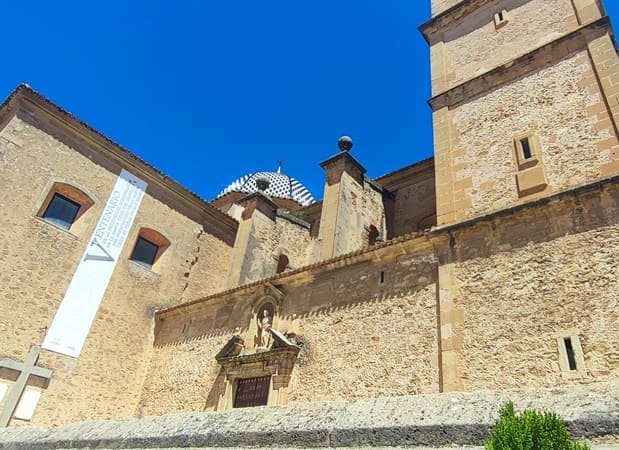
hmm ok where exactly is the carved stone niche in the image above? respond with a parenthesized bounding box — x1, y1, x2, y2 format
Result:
(214, 283, 299, 411)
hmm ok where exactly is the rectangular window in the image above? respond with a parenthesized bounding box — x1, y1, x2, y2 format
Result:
(494, 9, 509, 29)
(513, 132, 547, 196)
(520, 137, 532, 160)
(234, 376, 270, 408)
(42, 193, 81, 230)
(379, 271, 385, 284)
(130, 237, 159, 268)
(555, 331, 586, 378)
(564, 338, 577, 371)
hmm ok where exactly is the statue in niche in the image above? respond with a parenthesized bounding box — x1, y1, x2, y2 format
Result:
(257, 308, 273, 349)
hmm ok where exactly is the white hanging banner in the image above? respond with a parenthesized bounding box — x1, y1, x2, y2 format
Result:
(42, 169, 147, 358)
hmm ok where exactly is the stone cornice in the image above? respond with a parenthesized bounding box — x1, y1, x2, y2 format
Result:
(276, 209, 311, 229)
(375, 157, 435, 192)
(156, 230, 435, 319)
(419, 0, 495, 44)
(157, 172, 619, 320)
(0, 85, 239, 245)
(319, 151, 367, 174)
(428, 17, 611, 111)
(217, 347, 300, 366)
(434, 173, 619, 234)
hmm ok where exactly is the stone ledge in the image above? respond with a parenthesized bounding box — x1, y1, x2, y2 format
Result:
(0, 382, 617, 449)
(52, 447, 619, 450)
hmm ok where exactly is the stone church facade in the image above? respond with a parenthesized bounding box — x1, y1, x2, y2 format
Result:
(0, 0, 617, 428)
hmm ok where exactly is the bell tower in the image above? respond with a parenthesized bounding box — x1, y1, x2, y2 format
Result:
(421, 0, 619, 226)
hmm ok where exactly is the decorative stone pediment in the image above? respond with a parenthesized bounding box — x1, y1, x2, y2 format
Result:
(214, 333, 299, 411)
(249, 282, 286, 310)
(215, 330, 299, 363)
(213, 281, 301, 411)
(214, 335, 244, 360)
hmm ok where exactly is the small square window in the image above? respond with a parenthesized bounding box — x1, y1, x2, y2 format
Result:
(513, 132, 540, 170)
(42, 193, 81, 230)
(37, 183, 94, 233)
(130, 237, 160, 268)
(129, 228, 170, 272)
(494, 10, 509, 29)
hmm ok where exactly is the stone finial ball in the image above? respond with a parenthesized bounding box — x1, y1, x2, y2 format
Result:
(338, 136, 353, 152)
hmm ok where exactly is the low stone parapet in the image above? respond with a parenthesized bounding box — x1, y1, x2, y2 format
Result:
(0, 382, 616, 449)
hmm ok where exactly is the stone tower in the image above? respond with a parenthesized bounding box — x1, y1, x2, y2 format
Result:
(421, 0, 619, 226)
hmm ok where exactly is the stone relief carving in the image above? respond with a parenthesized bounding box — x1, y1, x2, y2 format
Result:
(257, 307, 273, 350)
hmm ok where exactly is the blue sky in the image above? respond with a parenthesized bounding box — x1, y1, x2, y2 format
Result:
(2, 2, 618, 202)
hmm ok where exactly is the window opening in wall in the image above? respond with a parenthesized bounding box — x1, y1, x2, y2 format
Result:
(130, 237, 159, 268)
(42, 193, 81, 230)
(494, 9, 509, 29)
(564, 338, 577, 371)
(520, 137, 532, 160)
(234, 376, 270, 408)
(379, 271, 385, 284)
(368, 225, 380, 246)
(276, 254, 289, 274)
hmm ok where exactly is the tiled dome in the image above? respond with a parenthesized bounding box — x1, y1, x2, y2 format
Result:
(217, 171, 315, 207)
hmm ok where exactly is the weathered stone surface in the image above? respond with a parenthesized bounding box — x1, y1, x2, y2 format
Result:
(140, 246, 440, 416)
(1, 382, 616, 449)
(52, 447, 619, 450)
(0, 112, 234, 427)
(444, 0, 574, 89)
(450, 50, 612, 219)
(55, 445, 619, 450)
(451, 187, 619, 391)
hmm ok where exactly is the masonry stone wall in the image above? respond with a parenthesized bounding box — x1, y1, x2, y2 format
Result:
(137, 332, 233, 416)
(286, 252, 440, 402)
(391, 174, 436, 235)
(234, 209, 276, 286)
(3, 381, 617, 449)
(231, 209, 315, 287)
(442, 0, 575, 89)
(179, 233, 233, 302)
(139, 245, 440, 414)
(271, 216, 318, 271)
(376, 161, 437, 238)
(333, 172, 386, 256)
(449, 49, 617, 219)
(450, 183, 619, 391)
(431, 0, 465, 17)
(0, 111, 232, 427)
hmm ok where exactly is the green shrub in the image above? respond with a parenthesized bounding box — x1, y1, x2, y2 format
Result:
(289, 209, 307, 220)
(485, 402, 590, 450)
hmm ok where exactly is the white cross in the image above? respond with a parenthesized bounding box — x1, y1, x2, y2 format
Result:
(0, 346, 52, 427)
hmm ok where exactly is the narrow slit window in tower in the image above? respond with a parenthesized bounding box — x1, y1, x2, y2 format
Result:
(564, 337, 578, 371)
(521, 137, 532, 160)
